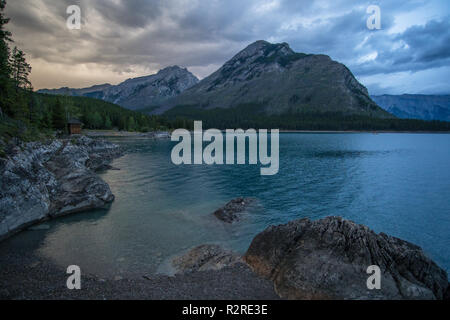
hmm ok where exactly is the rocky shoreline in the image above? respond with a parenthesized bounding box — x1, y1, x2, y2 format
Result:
(0, 136, 122, 241)
(84, 130, 171, 139)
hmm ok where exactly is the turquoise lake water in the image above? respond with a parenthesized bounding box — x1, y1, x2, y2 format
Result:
(4, 133, 450, 278)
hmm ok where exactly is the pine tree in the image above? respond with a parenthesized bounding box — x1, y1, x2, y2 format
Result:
(10, 46, 31, 92)
(91, 111, 102, 129)
(52, 98, 66, 129)
(28, 93, 40, 125)
(42, 106, 52, 129)
(104, 115, 112, 129)
(6, 46, 32, 120)
(118, 115, 127, 131)
(127, 116, 136, 131)
(0, 0, 12, 116)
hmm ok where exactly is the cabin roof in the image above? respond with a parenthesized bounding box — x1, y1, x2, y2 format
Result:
(68, 118, 83, 125)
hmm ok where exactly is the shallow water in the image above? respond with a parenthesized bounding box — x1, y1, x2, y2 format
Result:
(2, 133, 450, 278)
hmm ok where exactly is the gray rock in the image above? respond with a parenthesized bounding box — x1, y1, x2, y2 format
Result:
(244, 217, 448, 300)
(172, 245, 242, 274)
(213, 197, 257, 223)
(0, 136, 122, 240)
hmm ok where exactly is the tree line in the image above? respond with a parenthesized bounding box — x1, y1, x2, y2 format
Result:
(164, 104, 450, 131)
(36, 93, 185, 132)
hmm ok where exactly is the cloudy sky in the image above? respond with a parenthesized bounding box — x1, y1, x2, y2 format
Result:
(5, 0, 450, 94)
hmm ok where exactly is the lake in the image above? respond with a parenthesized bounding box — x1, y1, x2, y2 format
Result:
(3, 133, 449, 278)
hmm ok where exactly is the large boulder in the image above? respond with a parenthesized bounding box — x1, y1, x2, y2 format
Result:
(244, 217, 448, 300)
(0, 136, 122, 240)
(172, 245, 242, 274)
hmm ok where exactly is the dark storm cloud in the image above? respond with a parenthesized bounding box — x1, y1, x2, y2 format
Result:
(400, 19, 450, 63)
(90, 0, 164, 28)
(4, 0, 450, 93)
(351, 17, 450, 76)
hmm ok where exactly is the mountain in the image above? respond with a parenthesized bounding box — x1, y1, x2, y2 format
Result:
(38, 83, 113, 98)
(38, 66, 199, 110)
(371, 94, 450, 122)
(155, 40, 391, 118)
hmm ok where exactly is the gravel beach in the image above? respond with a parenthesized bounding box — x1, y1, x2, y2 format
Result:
(0, 238, 280, 300)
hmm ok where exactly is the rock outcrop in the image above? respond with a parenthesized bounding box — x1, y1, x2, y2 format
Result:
(213, 197, 257, 223)
(0, 136, 122, 240)
(244, 217, 448, 300)
(172, 245, 242, 274)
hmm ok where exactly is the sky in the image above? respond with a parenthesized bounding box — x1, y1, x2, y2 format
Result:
(5, 0, 450, 95)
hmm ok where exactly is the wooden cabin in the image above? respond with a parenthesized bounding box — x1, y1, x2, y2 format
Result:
(67, 118, 83, 135)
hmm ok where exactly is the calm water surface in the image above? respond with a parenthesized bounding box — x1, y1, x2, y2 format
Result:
(2, 133, 450, 278)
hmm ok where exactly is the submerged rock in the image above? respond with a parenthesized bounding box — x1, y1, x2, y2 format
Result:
(28, 224, 51, 231)
(172, 245, 242, 274)
(244, 217, 448, 300)
(213, 197, 257, 223)
(0, 136, 122, 240)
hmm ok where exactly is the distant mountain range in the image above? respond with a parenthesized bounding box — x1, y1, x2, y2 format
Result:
(41, 40, 450, 123)
(371, 95, 450, 122)
(38, 66, 199, 110)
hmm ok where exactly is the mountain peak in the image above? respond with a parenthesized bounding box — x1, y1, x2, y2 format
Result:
(231, 40, 295, 63)
(157, 65, 188, 74)
(245, 40, 271, 50)
(164, 40, 389, 118)
(191, 40, 304, 92)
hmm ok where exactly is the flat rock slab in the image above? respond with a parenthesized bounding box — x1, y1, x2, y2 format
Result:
(244, 216, 449, 300)
(213, 197, 257, 223)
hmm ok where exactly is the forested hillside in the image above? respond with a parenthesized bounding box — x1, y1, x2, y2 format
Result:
(164, 104, 450, 131)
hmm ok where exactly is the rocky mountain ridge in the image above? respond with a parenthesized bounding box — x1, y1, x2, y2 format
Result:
(372, 94, 450, 122)
(38, 66, 199, 110)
